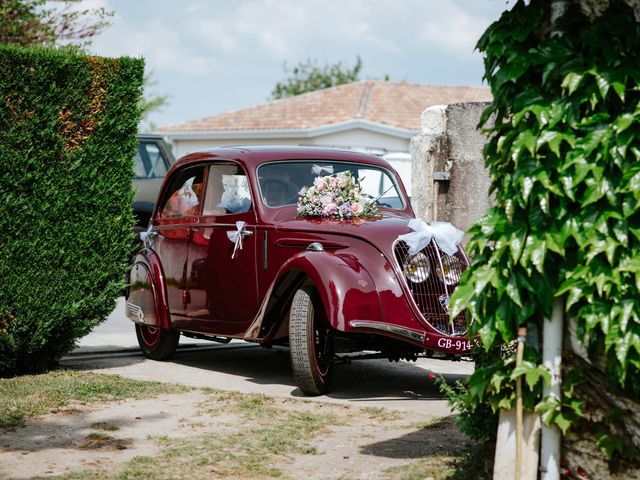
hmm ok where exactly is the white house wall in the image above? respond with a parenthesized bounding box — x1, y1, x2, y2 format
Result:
(166, 127, 415, 196)
(312, 128, 410, 153)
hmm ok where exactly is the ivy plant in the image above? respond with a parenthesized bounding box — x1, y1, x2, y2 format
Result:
(450, 0, 640, 466)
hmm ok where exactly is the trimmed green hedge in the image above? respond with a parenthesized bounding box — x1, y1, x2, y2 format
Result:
(0, 44, 143, 375)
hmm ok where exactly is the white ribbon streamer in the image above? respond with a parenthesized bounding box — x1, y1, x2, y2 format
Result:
(397, 219, 464, 256)
(311, 164, 334, 176)
(227, 221, 247, 259)
(139, 225, 155, 249)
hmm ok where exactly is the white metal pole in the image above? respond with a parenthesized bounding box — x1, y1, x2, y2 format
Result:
(540, 298, 564, 480)
(540, 3, 567, 479)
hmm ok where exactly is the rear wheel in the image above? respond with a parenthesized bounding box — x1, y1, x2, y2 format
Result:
(289, 286, 334, 395)
(135, 324, 179, 360)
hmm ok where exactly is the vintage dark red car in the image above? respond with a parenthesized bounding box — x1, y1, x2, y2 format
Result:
(126, 146, 472, 395)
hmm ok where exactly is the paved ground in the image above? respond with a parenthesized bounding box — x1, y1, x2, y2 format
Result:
(73, 297, 211, 354)
(67, 297, 475, 415)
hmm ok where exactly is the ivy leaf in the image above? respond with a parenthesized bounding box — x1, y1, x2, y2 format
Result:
(562, 72, 584, 95)
(505, 275, 523, 307)
(537, 130, 570, 157)
(594, 72, 611, 99)
(596, 430, 624, 460)
(545, 231, 565, 256)
(511, 361, 551, 390)
(478, 318, 498, 348)
(449, 276, 476, 318)
(615, 331, 632, 367)
(530, 238, 547, 273)
(583, 179, 611, 207)
(611, 81, 626, 102)
(513, 130, 537, 158)
(467, 367, 493, 402)
(554, 413, 574, 435)
(619, 300, 634, 332)
(614, 113, 634, 133)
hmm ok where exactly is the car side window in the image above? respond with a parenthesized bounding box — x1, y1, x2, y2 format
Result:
(134, 141, 170, 179)
(203, 163, 252, 215)
(159, 166, 205, 218)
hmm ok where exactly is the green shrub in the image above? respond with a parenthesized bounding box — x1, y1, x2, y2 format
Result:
(0, 44, 143, 375)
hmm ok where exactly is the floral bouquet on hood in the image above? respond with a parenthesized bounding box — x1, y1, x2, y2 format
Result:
(296, 171, 380, 219)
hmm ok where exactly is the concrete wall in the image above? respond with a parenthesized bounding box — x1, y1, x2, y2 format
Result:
(410, 102, 492, 235)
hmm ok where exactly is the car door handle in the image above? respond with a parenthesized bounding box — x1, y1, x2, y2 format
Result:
(240, 229, 253, 237)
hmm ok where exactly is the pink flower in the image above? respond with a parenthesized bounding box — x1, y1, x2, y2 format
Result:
(338, 176, 348, 188)
(314, 178, 327, 191)
(428, 372, 436, 380)
(322, 203, 337, 216)
(351, 203, 363, 215)
(329, 177, 338, 187)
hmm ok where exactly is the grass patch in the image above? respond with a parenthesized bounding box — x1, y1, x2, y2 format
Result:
(52, 390, 340, 480)
(91, 421, 119, 432)
(0, 369, 189, 428)
(383, 454, 457, 480)
(86, 432, 112, 441)
(412, 417, 451, 430)
(361, 406, 404, 422)
(382, 441, 492, 480)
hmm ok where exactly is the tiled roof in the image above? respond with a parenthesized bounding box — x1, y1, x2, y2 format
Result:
(159, 80, 492, 133)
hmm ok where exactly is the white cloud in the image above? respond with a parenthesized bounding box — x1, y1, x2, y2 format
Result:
(418, 3, 488, 57)
(90, 12, 215, 75)
(83, 0, 507, 126)
(183, 0, 403, 60)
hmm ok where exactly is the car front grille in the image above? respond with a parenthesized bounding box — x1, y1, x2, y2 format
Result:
(394, 240, 469, 336)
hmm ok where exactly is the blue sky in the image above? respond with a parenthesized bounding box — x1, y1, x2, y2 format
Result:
(86, 0, 511, 129)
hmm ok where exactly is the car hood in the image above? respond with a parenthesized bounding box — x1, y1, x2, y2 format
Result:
(271, 209, 414, 252)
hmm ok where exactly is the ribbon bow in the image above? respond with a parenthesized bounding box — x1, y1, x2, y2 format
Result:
(139, 225, 155, 249)
(397, 219, 463, 256)
(227, 221, 247, 259)
(311, 164, 334, 176)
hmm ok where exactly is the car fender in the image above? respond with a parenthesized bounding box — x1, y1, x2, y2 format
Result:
(126, 248, 171, 329)
(264, 250, 383, 336)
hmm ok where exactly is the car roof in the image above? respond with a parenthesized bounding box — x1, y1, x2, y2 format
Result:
(168, 145, 396, 174)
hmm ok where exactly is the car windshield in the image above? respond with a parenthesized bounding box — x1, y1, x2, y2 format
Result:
(257, 161, 405, 209)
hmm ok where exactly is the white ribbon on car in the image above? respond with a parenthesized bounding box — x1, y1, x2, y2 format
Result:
(311, 164, 334, 176)
(397, 219, 464, 256)
(227, 221, 247, 259)
(139, 224, 155, 249)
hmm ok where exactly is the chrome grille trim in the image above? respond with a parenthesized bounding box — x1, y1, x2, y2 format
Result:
(393, 239, 469, 336)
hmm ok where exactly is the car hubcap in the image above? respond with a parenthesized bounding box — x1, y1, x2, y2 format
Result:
(313, 323, 332, 377)
(140, 325, 160, 347)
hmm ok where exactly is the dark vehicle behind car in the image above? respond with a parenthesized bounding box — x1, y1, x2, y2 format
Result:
(133, 134, 175, 235)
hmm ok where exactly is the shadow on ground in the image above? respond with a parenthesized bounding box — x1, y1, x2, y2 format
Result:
(360, 416, 470, 459)
(62, 343, 472, 405)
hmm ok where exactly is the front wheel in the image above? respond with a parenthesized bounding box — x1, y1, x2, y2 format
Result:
(135, 323, 179, 360)
(289, 286, 334, 395)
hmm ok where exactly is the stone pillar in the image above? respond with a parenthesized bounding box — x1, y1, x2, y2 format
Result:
(410, 102, 493, 235)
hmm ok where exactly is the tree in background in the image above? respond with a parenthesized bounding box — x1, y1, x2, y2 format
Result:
(139, 70, 169, 131)
(0, 0, 166, 128)
(271, 56, 366, 99)
(0, 0, 112, 48)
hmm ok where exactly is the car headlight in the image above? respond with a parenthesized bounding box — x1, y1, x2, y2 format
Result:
(402, 253, 431, 283)
(436, 254, 462, 285)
